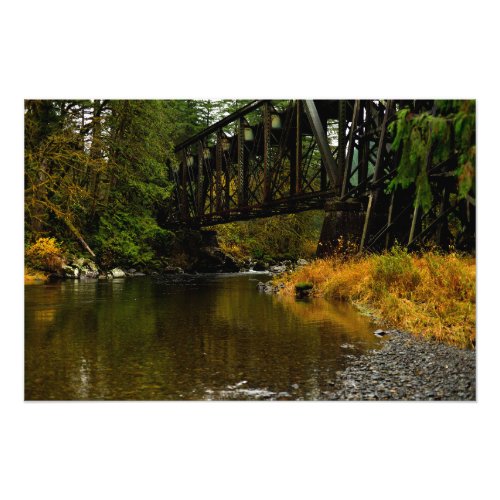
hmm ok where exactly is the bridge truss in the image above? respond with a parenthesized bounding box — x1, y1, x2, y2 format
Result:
(169, 100, 475, 252)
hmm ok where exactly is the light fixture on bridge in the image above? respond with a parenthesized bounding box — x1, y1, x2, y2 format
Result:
(221, 136, 231, 151)
(186, 155, 194, 167)
(203, 147, 212, 160)
(271, 113, 282, 129)
(243, 124, 254, 141)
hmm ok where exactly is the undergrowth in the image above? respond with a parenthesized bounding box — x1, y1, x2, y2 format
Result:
(25, 237, 65, 272)
(278, 246, 476, 349)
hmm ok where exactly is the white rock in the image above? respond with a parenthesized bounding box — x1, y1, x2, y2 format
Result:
(110, 267, 126, 278)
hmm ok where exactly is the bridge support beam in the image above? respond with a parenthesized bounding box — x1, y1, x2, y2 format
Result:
(303, 100, 341, 191)
(342, 100, 360, 198)
(215, 131, 223, 213)
(237, 118, 248, 208)
(263, 102, 272, 203)
(197, 141, 205, 219)
(317, 200, 365, 257)
(290, 100, 302, 197)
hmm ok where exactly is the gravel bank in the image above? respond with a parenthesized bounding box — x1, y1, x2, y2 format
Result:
(328, 329, 476, 401)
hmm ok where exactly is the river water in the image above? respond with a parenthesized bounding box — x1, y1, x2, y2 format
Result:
(25, 273, 382, 400)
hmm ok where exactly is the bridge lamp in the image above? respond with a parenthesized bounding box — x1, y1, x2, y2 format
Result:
(221, 136, 231, 151)
(243, 125, 254, 141)
(203, 147, 212, 160)
(271, 113, 282, 129)
(186, 155, 194, 167)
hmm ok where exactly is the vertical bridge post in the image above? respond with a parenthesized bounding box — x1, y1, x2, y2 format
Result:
(263, 101, 272, 203)
(215, 130, 223, 213)
(290, 100, 302, 197)
(359, 100, 393, 251)
(237, 118, 248, 208)
(180, 150, 188, 221)
(337, 100, 346, 191)
(197, 141, 204, 219)
(342, 100, 360, 198)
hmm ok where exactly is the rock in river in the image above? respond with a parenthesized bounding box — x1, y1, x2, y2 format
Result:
(62, 264, 79, 279)
(110, 267, 126, 278)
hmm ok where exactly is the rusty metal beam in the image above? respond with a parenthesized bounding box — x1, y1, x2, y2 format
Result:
(180, 151, 188, 221)
(197, 141, 204, 217)
(215, 130, 223, 212)
(337, 100, 346, 189)
(174, 100, 264, 152)
(237, 118, 248, 207)
(342, 100, 360, 198)
(263, 102, 272, 203)
(303, 100, 340, 189)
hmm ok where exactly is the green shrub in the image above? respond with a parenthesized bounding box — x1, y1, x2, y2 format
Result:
(373, 246, 420, 295)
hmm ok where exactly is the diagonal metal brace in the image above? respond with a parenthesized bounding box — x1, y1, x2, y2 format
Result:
(303, 99, 340, 188)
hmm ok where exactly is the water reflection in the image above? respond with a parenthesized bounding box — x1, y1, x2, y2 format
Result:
(25, 275, 382, 400)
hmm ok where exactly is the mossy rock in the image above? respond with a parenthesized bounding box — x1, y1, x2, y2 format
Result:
(295, 282, 313, 292)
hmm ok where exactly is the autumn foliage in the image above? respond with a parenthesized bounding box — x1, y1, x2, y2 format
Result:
(25, 237, 65, 272)
(278, 247, 476, 349)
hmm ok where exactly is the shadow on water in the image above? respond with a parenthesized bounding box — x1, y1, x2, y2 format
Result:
(25, 274, 382, 400)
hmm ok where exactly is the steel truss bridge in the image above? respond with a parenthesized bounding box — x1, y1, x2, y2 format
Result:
(169, 100, 475, 252)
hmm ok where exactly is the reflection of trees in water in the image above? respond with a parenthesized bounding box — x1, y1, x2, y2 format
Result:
(25, 277, 380, 400)
(204, 280, 379, 395)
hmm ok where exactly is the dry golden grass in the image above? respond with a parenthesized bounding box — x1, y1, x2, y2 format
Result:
(278, 248, 476, 349)
(24, 266, 49, 284)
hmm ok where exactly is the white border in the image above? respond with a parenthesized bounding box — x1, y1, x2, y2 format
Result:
(2, 1, 499, 499)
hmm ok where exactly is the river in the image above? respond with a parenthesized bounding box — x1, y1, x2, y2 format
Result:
(25, 273, 382, 400)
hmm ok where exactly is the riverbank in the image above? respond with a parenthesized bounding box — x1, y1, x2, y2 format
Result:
(326, 329, 476, 400)
(24, 266, 49, 284)
(276, 248, 476, 349)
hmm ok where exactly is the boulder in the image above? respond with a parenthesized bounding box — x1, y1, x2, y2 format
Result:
(164, 266, 184, 274)
(80, 269, 99, 279)
(62, 265, 79, 279)
(297, 258, 309, 266)
(187, 247, 228, 273)
(269, 264, 287, 274)
(110, 267, 126, 278)
(222, 254, 240, 272)
(256, 281, 278, 294)
(67, 258, 99, 279)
